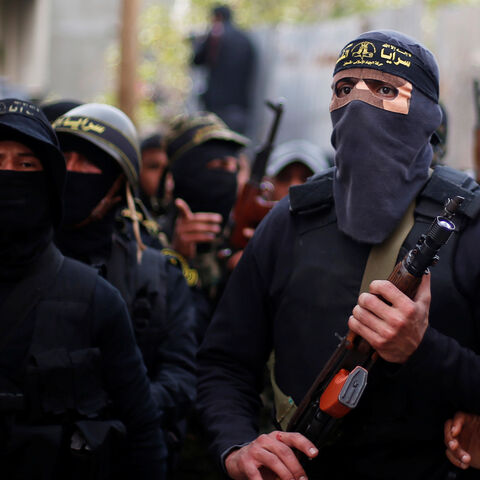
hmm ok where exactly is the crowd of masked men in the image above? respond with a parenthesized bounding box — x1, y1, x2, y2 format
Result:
(3, 23, 480, 480)
(0, 92, 328, 480)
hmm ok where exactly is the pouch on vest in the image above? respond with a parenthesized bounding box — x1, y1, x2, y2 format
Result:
(3, 423, 64, 479)
(25, 347, 109, 420)
(68, 419, 127, 480)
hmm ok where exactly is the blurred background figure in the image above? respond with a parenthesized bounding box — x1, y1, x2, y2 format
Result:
(191, 5, 255, 134)
(227, 139, 330, 271)
(138, 133, 175, 240)
(164, 111, 249, 338)
(265, 139, 330, 201)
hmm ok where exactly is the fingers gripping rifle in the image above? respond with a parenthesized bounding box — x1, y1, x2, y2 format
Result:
(286, 196, 463, 458)
(229, 99, 284, 250)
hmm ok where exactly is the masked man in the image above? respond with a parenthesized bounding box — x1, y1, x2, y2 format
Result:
(0, 98, 165, 479)
(197, 30, 480, 480)
(52, 103, 197, 476)
(164, 112, 249, 339)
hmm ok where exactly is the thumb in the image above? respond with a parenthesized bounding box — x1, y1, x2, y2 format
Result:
(414, 270, 431, 304)
(452, 412, 467, 437)
(175, 198, 194, 220)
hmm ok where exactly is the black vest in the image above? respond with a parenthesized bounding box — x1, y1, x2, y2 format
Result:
(107, 235, 167, 376)
(275, 166, 480, 479)
(0, 246, 125, 479)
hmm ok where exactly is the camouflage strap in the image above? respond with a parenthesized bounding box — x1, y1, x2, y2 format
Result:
(270, 199, 416, 431)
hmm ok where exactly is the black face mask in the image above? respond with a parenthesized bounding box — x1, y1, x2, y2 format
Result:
(62, 172, 116, 227)
(172, 142, 239, 226)
(56, 171, 120, 264)
(331, 89, 441, 244)
(0, 171, 53, 280)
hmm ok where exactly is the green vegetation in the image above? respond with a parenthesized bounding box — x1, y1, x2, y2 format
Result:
(130, 0, 477, 131)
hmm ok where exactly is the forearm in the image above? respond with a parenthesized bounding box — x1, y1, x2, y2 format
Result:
(407, 326, 480, 412)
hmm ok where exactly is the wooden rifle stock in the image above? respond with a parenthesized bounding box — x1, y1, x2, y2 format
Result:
(229, 100, 284, 250)
(474, 80, 480, 183)
(286, 196, 463, 457)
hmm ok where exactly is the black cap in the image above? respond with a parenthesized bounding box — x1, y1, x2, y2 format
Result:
(0, 98, 66, 226)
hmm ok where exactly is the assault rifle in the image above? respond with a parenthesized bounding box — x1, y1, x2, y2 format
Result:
(474, 80, 480, 183)
(286, 196, 463, 459)
(229, 99, 284, 250)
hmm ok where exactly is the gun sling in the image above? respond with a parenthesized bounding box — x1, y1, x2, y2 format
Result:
(270, 200, 416, 430)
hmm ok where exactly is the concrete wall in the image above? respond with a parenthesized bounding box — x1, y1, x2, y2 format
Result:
(0, 0, 52, 97)
(245, 3, 480, 172)
(47, 0, 121, 102)
(435, 4, 480, 171)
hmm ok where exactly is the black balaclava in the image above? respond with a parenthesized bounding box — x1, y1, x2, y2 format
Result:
(0, 168, 53, 281)
(330, 30, 442, 244)
(55, 135, 122, 263)
(0, 99, 65, 282)
(171, 140, 239, 226)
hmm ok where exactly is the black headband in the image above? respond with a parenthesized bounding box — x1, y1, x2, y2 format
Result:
(333, 38, 439, 102)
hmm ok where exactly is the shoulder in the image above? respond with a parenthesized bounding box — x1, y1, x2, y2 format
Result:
(55, 256, 129, 327)
(288, 167, 335, 215)
(419, 166, 480, 220)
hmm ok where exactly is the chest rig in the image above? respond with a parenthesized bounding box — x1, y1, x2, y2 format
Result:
(271, 166, 480, 423)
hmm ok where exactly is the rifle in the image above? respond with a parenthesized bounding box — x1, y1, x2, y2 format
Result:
(474, 80, 480, 183)
(286, 196, 463, 459)
(229, 99, 284, 250)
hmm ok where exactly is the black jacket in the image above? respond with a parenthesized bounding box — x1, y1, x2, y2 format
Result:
(106, 233, 197, 428)
(197, 167, 480, 479)
(0, 243, 165, 479)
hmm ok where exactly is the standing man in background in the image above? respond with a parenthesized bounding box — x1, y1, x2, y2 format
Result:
(191, 5, 255, 134)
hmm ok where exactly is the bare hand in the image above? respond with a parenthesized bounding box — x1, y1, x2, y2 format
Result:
(172, 198, 223, 259)
(225, 431, 318, 480)
(348, 273, 431, 363)
(445, 411, 480, 470)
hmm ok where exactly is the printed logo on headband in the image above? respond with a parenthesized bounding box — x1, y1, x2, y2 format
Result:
(336, 41, 412, 70)
(53, 116, 106, 135)
(0, 99, 42, 117)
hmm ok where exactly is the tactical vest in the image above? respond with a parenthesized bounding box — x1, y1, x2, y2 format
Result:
(107, 235, 167, 376)
(1, 247, 125, 479)
(271, 166, 480, 479)
(273, 165, 480, 402)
